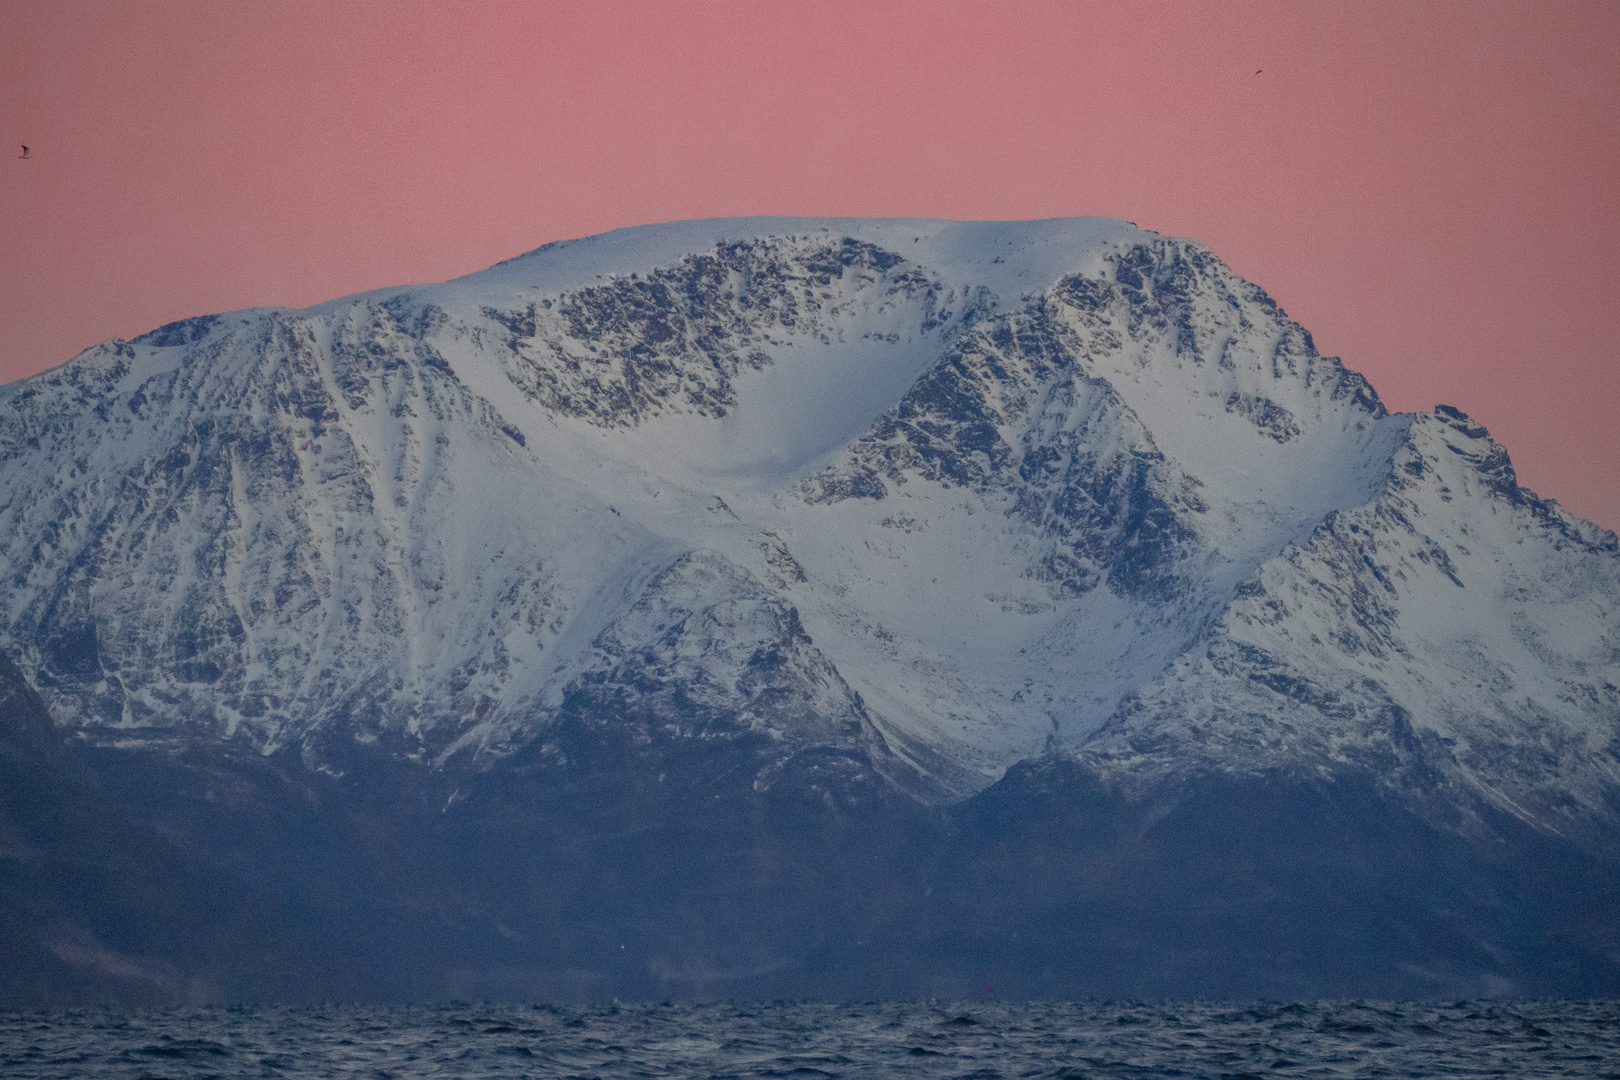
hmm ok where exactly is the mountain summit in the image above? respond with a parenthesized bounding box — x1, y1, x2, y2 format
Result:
(2, 218, 1617, 1002)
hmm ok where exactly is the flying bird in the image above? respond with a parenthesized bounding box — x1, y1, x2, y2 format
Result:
(18, 146, 28, 158)
(1255, 69, 1262, 75)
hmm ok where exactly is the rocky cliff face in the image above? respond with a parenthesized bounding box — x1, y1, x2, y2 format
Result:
(2, 218, 1617, 1001)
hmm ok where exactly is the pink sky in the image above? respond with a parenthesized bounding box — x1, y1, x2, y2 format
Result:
(4, 0, 1617, 527)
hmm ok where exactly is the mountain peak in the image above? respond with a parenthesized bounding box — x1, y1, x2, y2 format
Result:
(1, 218, 1614, 817)
(5, 217, 1618, 1002)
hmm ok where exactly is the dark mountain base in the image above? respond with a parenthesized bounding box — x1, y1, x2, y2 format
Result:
(3, 660, 1616, 1005)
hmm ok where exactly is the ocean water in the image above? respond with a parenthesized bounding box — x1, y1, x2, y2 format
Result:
(2, 999, 1617, 1078)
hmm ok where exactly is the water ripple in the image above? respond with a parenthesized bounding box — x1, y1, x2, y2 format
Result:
(1, 999, 1616, 1078)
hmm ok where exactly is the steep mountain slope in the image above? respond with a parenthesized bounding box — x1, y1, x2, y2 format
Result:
(1086, 405, 1620, 830)
(2, 217, 1617, 1001)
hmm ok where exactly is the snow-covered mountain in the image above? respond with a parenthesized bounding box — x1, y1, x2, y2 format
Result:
(2, 217, 1616, 826)
(4, 217, 1620, 1003)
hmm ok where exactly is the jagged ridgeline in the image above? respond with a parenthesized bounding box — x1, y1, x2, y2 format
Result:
(1, 218, 1616, 1003)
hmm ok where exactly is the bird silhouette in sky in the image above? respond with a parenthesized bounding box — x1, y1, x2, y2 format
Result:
(18, 146, 28, 159)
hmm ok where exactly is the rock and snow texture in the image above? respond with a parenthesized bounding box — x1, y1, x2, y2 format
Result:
(1, 217, 1615, 819)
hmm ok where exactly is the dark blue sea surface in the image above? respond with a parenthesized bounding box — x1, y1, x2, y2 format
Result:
(2, 999, 1617, 1078)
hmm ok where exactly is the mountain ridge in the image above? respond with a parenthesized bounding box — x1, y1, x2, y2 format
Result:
(2, 217, 1614, 818)
(1, 216, 1617, 1001)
